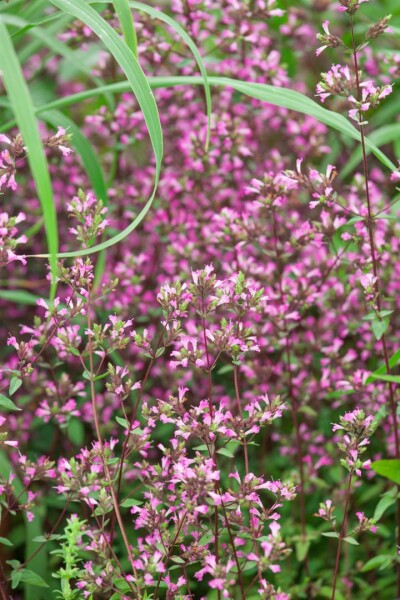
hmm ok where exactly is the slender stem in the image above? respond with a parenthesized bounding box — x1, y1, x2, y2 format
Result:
(331, 472, 353, 600)
(271, 208, 307, 540)
(349, 18, 400, 595)
(86, 291, 140, 594)
(153, 512, 187, 599)
(109, 325, 167, 543)
(201, 310, 220, 600)
(233, 365, 249, 474)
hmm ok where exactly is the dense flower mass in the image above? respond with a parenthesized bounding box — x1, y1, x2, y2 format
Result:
(0, 0, 399, 598)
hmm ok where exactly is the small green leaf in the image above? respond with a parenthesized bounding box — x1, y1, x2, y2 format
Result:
(374, 490, 397, 521)
(366, 349, 400, 384)
(116, 416, 130, 429)
(343, 536, 359, 545)
(198, 532, 214, 546)
(11, 570, 22, 590)
(217, 448, 235, 458)
(0, 394, 21, 411)
(295, 539, 310, 562)
(371, 459, 400, 485)
(120, 498, 143, 508)
(32, 535, 61, 543)
(298, 405, 317, 417)
(0, 537, 13, 547)
(170, 556, 185, 564)
(371, 318, 389, 341)
(321, 532, 340, 539)
(9, 377, 22, 396)
(19, 569, 49, 588)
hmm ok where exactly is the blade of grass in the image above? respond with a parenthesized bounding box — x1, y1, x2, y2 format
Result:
(0, 290, 39, 305)
(0, 22, 58, 290)
(48, 0, 163, 255)
(0, 14, 115, 113)
(0, 14, 99, 82)
(113, 0, 137, 57)
(3, 74, 395, 259)
(340, 123, 400, 179)
(98, 0, 212, 150)
(6, 76, 392, 173)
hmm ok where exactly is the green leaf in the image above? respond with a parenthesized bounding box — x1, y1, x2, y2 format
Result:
(295, 539, 310, 562)
(11, 570, 22, 590)
(371, 459, 400, 485)
(343, 536, 359, 546)
(369, 373, 400, 384)
(19, 569, 49, 588)
(298, 405, 317, 417)
(120, 498, 143, 508)
(361, 554, 395, 573)
(321, 531, 340, 539)
(0, 394, 21, 411)
(116, 416, 130, 429)
(0, 290, 39, 305)
(0, 22, 58, 287)
(371, 318, 389, 341)
(9, 377, 22, 396)
(199, 532, 214, 547)
(366, 349, 400, 384)
(32, 535, 61, 543)
(373, 490, 397, 521)
(113, 0, 137, 57)
(217, 447, 235, 458)
(341, 123, 400, 179)
(0, 537, 13, 547)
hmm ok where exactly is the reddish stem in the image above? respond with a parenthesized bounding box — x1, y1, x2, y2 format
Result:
(349, 17, 400, 595)
(331, 472, 353, 600)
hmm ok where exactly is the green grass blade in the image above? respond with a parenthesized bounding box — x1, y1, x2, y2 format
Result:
(0, 14, 115, 112)
(22, 74, 392, 172)
(341, 123, 400, 179)
(50, 0, 162, 171)
(99, 0, 212, 150)
(0, 290, 40, 305)
(0, 22, 58, 286)
(4, 72, 395, 259)
(113, 0, 137, 57)
(0, 14, 96, 81)
(49, 0, 163, 253)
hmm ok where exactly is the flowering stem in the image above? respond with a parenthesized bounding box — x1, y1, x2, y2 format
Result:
(350, 17, 400, 594)
(153, 512, 187, 599)
(271, 208, 307, 541)
(234, 364, 249, 474)
(331, 472, 353, 600)
(110, 324, 167, 542)
(201, 310, 221, 600)
(86, 291, 140, 595)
